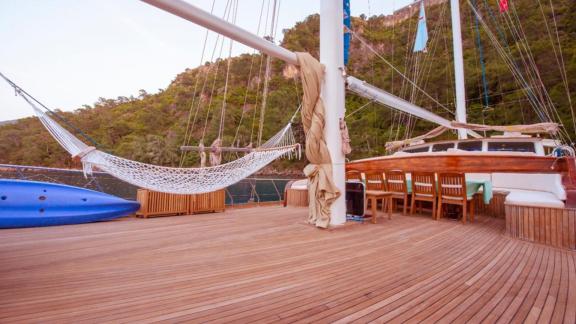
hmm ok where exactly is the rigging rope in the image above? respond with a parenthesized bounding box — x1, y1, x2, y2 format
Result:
(217, 0, 239, 143)
(538, 0, 576, 136)
(471, 0, 490, 110)
(345, 26, 455, 117)
(179, 0, 217, 167)
(467, 0, 572, 144)
(257, 0, 279, 147)
(231, 0, 267, 151)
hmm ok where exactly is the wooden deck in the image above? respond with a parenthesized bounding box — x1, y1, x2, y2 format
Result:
(0, 207, 574, 323)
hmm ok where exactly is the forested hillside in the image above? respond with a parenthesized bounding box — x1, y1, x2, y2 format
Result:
(1, 0, 574, 174)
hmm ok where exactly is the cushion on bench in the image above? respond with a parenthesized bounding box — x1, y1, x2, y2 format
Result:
(492, 173, 565, 200)
(290, 179, 308, 190)
(504, 190, 565, 208)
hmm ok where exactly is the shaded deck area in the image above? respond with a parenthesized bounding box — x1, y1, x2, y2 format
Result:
(0, 207, 575, 323)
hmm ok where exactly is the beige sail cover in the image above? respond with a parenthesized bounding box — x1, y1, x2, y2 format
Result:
(297, 52, 341, 228)
(450, 122, 560, 134)
(385, 126, 449, 151)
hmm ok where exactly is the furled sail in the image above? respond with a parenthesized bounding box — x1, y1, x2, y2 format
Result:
(413, 1, 429, 53)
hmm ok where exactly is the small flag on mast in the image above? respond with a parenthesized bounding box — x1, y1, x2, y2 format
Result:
(343, 0, 351, 65)
(499, 0, 509, 13)
(413, 1, 428, 53)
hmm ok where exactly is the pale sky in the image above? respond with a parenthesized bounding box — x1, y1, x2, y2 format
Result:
(0, 0, 414, 122)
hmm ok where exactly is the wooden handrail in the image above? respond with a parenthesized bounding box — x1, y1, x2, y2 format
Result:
(347, 154, 567, 174)
(346, 154, 576, 208)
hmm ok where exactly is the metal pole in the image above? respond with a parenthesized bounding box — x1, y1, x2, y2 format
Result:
(140, 0, 298, 65)
(347, 76, 481, 138)
(321, 0, 346, 226)
(450, 0, 468, 139)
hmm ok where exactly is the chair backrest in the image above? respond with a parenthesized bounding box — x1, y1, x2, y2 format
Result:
(437, 173, 467, 200)
(412, 172, 436, 198)
(365, 172, 385, 190)
(346, 170, 363, 182)
(384, 170, 407, 194)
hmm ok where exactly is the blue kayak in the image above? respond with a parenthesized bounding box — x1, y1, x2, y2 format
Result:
(0, 179, 140, 228)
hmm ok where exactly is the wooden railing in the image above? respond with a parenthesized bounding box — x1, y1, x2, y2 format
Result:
(347, 155, 576, 208)
(136, 189, 225, 218)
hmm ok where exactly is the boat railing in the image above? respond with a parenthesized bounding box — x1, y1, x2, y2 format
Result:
(0, 164, 297, 206)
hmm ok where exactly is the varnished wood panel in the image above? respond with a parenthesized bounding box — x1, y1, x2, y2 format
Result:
(192, 190, 225, 214)
(505, 204, 576, 250)
(136, 189, 225, 218)
(285, 188, 309, 207)
(473, 191, 507, 218)
(347, 154, 570, 174)
(136, 189, 189, 218)
(0, 207, 574, 322)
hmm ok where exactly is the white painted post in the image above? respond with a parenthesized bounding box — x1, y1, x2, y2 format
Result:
(320, 0, 346, 225)
(450, 0, 468, 139)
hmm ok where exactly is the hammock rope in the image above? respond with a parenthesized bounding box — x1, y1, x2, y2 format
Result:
(2, 74, 300, 195)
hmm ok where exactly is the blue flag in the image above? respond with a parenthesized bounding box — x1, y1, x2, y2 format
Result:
(343, 0, 351, 65)
(413, 1, 428, 53)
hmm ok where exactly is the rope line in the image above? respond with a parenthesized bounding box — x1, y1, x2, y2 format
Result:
(345, 26, 454, 117)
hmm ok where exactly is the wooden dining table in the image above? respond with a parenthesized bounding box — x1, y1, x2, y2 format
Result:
(406, 179, 493, 204)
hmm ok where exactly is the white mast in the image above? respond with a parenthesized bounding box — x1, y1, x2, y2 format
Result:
(450, 0, 468, 139)
(320, 0, 346, 225)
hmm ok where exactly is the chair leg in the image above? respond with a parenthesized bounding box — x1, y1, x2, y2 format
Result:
(403, 197, 408, 215)
(462, 203, 467, 224)
(437, 201, 442, 220)
(410, 196, 416, 216)
(432, 199, 436, 220)
(470, 200, 475, 222)
(370, 197, 377, 224)
(388, 197, 392, 219)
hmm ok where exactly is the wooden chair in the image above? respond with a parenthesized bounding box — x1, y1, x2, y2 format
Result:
(437, 173, 474, 224)
(345, 170, 362, 182)
(364, 172, 392, 224)
(410, 172, 437, 219)
(384, 170, 410, 215)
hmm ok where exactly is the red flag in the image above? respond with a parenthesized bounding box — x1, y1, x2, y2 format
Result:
(499, 0, 509, 12)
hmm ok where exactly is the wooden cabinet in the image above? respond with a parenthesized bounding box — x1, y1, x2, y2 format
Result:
(136, 189, 225, 218)
(505, 204, 576, 250)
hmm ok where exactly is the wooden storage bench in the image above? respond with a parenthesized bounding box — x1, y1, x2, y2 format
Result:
(136, 189, 225, 218)
(505, 204, 576, 251)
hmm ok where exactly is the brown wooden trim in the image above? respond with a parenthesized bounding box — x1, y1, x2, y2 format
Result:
(347, 154, 570, 174)
(347, 155, 576, 207)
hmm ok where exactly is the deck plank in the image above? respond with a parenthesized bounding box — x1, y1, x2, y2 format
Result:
(0, 206, 574, 323)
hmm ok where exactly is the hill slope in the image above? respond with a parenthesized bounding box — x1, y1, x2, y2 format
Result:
(1, 0, 574, 173)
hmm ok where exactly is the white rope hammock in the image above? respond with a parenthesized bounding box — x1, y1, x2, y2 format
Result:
(25, 95, 299, 195)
